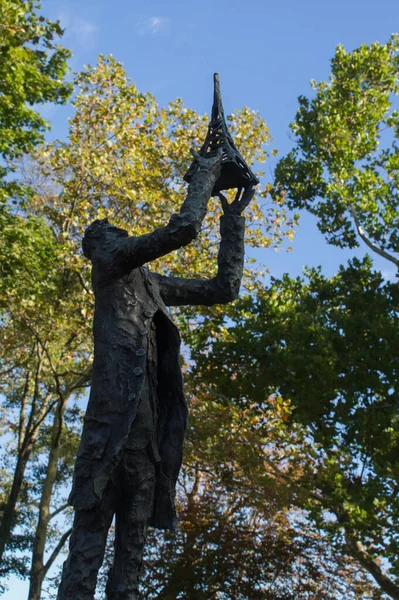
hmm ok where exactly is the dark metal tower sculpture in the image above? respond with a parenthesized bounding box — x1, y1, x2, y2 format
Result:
(184, 73, 259, 195)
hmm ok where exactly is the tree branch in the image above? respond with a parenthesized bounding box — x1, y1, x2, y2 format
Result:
(349, 206, 399, 269)
(77, 271, 92, 296)
(18, 370, 31, 452)
(346, 535, 399, 600)
(49, 503, 69, 522)
(43, 527, 72, 576)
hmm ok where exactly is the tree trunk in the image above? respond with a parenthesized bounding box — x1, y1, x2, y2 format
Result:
(28, 526, 72, 600)
(0, 351, 51, 569)
(0, 444, 32, 570)
(27, 366, 92, 600)
(28, 398, 67, 600)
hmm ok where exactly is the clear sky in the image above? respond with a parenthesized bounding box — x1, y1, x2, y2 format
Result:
(4, 0, 399, 598)
(37, 0, 399, 284)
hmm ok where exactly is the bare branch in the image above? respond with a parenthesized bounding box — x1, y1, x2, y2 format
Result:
(43, 528, 72, 576)
(77, 271, 92, 296)
(49, 503, 69, 522)
(349, 206, 399, 270)
(18, 370, 31, 452)
(346, 535, 399, 599)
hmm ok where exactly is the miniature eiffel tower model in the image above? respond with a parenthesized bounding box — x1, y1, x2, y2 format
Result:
(184, 73, 259, 195)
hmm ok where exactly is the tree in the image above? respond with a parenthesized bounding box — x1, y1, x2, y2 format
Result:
(0, 0, 72, 200)
(190, 260, 399, 598)
(0, 55, 294, 597)
(274, 34, 399, 269)
(0, 0, 71, 589)
(270, 36, 399, 596)
(0, 201, 92, 588)
(190, 35, 399, 598)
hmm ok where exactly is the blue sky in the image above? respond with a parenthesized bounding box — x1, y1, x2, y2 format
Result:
(3, 0, 399, 598)
(36, 0, 399, 284)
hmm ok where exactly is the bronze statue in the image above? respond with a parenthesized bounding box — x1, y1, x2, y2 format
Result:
(57, 75, 257, 600)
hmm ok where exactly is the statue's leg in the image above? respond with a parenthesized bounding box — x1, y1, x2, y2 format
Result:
(57, 487, 116, 600)
(105, 446, 156, 600)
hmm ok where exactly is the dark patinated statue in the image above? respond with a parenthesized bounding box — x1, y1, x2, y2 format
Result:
(57, 75, 257, 600)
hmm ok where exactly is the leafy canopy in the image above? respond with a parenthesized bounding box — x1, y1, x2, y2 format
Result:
(274, 34, 399, 263)
(0, 0, 72, 199)
(192, 258, 399, 595)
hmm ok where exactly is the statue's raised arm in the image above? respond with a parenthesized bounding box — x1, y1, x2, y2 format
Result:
(151, 185, 256, 306)
(82, 149, 222, 278)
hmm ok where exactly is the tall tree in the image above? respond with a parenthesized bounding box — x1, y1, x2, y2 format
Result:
(0, 0, 71, 587)
(268, 36, 399, 596)
(0, 202, 92, 585)
(274, 34, 399, 269)
(190, 35, 399, 598)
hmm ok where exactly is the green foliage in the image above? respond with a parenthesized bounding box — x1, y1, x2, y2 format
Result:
(3, 33, 394, 597)
(268, 40, 399, 592)
(192, 259, 399, 592)
(0, 6, 73, 581)
(0, 203, 60, 311)
(274, 35, 399, 257)
(0, 0, 72, 199)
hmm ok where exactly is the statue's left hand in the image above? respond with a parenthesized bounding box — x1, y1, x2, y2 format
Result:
(218, 185, 255, 215)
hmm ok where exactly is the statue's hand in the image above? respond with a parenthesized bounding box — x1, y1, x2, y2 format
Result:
(190, 148, 223, 174)
(218, 185, 255, 216)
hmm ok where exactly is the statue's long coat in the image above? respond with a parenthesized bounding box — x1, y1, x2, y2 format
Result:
(69, 167, 245, 530)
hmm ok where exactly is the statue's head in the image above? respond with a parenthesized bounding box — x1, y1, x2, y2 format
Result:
(82, 218, 128, 259)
